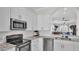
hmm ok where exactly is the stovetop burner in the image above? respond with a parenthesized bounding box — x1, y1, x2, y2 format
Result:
(6, 34, 30, 46)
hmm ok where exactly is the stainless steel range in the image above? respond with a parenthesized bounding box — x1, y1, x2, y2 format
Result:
(6, 34, 31, 51)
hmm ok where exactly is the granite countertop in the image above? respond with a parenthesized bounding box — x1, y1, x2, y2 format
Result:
(24, 35, 79, 42)
(24, 36, 54, 40)
(0, 43, 16, 51)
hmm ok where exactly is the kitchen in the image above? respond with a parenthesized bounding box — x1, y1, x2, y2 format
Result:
(0, 7, 79, 51)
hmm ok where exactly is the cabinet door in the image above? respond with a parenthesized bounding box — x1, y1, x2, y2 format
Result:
(54, 40, 74, 51)
(0, 7, 10, 31)
(31, 39, 39, 51)
(37, 15, 50, 31)
(31, 38, 43, 51)
(62, 40, 73, 51)
(54, 39, 62, 51)
(10, 8, 19, 19)
(74, 42, 79, 51)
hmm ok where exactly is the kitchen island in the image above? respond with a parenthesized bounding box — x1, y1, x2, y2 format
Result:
(25, 36, 54, 51)
(24, 35, 79, 51)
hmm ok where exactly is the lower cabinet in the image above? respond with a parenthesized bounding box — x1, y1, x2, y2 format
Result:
(73, 42, 79, 51)
(62, 40, 73, 51)
(31, 38, 54, 51)
(31, 38, 43, 51)
(54, 39, 62, 51)
(31, 38, 79, 51)
(54, 40, 74, 51)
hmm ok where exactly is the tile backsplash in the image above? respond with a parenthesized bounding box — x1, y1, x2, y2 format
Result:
(0, 30, 51, 43)
(0, 31, 33, 43)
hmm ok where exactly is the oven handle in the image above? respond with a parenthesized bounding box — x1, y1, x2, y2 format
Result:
(17, 42, 30, 48)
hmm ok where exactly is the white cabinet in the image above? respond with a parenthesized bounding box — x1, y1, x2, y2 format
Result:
(0, 7, 37, 31)
(0, 7, 26, 31)
(11, 7, 37, 30)
(54, 39, 62, 51)
(10, 8, 26, 21)
(54, 39, 74, 51)
(10, 8, 19, 19)
(73, 42, 79, 51)
(62, 40, 73, 51)
(31, 38, 43, 51)
(31, 39, 40, 51)
(11, 7, 31, 30)
(0, 7, 10, 31)
(37, 15, 51, 30)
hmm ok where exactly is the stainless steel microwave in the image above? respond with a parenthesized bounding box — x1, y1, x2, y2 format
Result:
(10, 18, 27, 30)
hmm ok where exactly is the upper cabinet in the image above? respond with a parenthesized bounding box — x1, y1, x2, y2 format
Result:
(0, 7, 10, 31)
(10, 8, 19, 19)
(10, 7, 37, 30)
(37, 15, 51, 31)
(0, 7, 37, 31)
(10, 8, 27, 21)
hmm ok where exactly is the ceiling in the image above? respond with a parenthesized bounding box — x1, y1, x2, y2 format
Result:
(28, 7, 59, 14)
(28, 7, 79, 15)
(28, 7, 79, 24)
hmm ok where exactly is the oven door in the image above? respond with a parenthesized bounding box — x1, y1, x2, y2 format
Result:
(16, 42, 31, 51)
